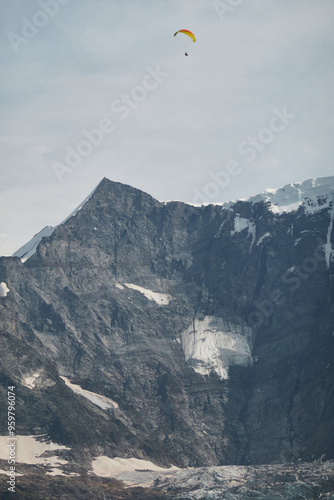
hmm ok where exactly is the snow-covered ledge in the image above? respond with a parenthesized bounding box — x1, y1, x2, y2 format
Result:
(180, 316, 253, 379)
(0, 282, 9, 297)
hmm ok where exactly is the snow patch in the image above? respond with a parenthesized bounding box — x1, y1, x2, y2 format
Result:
(256, 232, 271, 245)
(115, 282, 124, 289)
(0, 435, 70, 466)
(23, 372, 40, 389)
(0, 282, 9, 297)
(270, 201, 302, 214)
(214, 221, 225, 239)
(45, 469, 80, 477)
(60, 376, 118, 410)
(231, 216, 256, 250)
(325, 201, 334, 269)
(92, 456, 177, 478)
(123, 283, 172, 305)
(22, 370, 55, 390)
(0, 468, 23, 476)
(180, 316, 253, 379)
(13, 226, 55, 261)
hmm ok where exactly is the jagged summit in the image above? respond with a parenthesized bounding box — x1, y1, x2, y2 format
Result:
(13, 178, 162, 260)
(91, 177, 159, 204)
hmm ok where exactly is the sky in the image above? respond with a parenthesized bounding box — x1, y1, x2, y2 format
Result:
(1, 0, 334, 255)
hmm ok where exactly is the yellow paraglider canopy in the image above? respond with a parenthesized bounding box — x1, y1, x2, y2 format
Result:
(174, 29, 196, 43)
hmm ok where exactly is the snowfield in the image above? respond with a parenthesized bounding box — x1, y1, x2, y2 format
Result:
(92, 456, 177, 478)
(246, 176, 334, 215)
(231, 215, 256, 250)
(0, 435, 70, 467)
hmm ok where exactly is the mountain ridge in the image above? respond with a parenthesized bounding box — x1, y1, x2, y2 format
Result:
(12, 175, 334, 261)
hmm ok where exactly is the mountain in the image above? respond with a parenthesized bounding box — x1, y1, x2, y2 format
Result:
(0, 176, 334, 497)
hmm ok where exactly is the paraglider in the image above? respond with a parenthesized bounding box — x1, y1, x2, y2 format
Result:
(174, 29, 196, 56)
(174, 29, 196, 43)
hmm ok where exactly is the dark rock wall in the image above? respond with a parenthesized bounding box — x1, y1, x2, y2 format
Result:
(0, 178, 333, 467)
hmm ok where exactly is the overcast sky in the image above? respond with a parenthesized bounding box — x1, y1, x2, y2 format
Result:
(1, 0, 334, 255)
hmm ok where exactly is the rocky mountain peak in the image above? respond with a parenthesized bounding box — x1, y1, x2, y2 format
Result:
(0, 175, 333, 483)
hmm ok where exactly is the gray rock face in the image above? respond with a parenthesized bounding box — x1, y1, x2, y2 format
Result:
(0, 176, 334, 469)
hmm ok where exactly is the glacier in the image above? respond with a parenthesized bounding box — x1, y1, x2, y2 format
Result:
(180, 316, 253, 379)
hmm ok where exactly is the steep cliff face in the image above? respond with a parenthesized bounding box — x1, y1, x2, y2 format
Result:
(0, 176, 333, 469)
